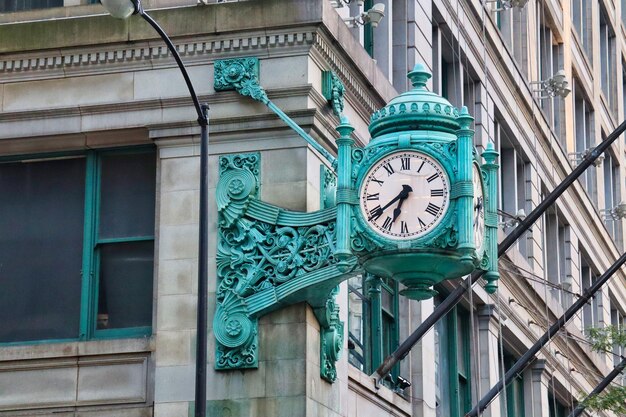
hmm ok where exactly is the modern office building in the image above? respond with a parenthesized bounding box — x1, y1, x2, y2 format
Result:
(0, 0, 625, 416)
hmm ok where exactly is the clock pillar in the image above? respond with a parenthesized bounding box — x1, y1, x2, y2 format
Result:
(482, 142, 500, 293)
(456, 106, 475, 260)
(335, 116, 356, 268)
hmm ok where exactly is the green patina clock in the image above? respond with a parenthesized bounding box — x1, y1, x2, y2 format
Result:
(348, 63, 499, 300)
(211, 57, 499, 380)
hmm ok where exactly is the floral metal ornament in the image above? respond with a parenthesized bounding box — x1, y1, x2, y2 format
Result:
(215, 152, 357, 378)
(322, 71, 346, 117)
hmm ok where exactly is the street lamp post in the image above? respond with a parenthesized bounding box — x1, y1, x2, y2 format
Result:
(100, 1, 209, 416)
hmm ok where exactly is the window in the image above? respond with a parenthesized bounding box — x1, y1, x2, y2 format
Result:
(599, 6, 617, 116)
(435, 298, 471, 417)
(580, 254, 600, 331)
(603, 147, 621, 245)
(571, 0, 592, 58)
(497, 5, 529, 78)
(542, 207, 570, 308)
(573, 80, 597, 206)
(0, 0, 63, 12)
(496, 119, 529, 257)
(548, 391, 572, 417)
(0, 0, 100, 12)
(0, 148, 156, 343)
(347, 274, 400, 382)
(538, 17, 565, 144)
(501, 352, 525, 417)
(348, 275, 367, 371)
(610, 306, 625, 374)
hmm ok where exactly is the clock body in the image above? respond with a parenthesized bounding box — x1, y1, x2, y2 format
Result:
(351, 137, 477, 300)
(472, 161, 486, 254)
(359, 150, 450, 241)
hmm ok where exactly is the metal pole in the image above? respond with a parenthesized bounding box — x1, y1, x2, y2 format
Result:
(138, 8, 210, 417)
(466, 252, 626, 417)
(567, 356, 626, 417)
(371, 118, 626, 386)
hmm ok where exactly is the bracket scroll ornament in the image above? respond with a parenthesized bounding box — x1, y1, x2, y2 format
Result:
(215, 153, 359, 380)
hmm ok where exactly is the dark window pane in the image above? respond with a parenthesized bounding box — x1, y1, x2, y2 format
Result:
(99, 151, 156, 239)
(97, 241, 154, 330)
(0, 158, 85, 342)
(0, 0, 63, 12)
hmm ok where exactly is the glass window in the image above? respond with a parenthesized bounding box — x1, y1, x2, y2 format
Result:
(347, 274, 401, 389)
(434, 296, 472, 417)
(0, 148, 156, 344)
(501, 352, 525, 417)
(573, 81, 597, 206)
(580, 254, 600, 332)
(571, 0, 592, 58)
(0, 0, 63, 12)
(0, 157, 85, 342)
(599, 5, 617, 116)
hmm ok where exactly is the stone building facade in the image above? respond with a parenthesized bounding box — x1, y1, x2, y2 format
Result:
(0, 1, 625, 417)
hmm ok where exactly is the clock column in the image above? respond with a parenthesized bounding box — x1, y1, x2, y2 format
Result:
(456, 106, 475, 261)
(482, 142, 500, 293)
(335, 116, 355, 268)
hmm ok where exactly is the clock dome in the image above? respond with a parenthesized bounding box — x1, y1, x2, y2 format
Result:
(368, 63, 461, 139)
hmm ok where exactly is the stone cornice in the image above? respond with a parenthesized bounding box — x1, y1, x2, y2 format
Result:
(0, 30, 316, 82)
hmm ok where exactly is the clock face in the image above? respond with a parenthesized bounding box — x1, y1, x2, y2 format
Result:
(473, 163, 485, 252)
(359, 151, 450, 240)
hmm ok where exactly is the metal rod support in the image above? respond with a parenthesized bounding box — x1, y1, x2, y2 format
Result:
(139, 9, 208, 127)
(567, 356, 626, 417)
(466, 252, 626, 416)
(137, 7, 209, 417)
(371, 118, 626, 387)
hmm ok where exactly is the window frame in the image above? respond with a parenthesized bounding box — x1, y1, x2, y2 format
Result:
(0, 146, 156, 346)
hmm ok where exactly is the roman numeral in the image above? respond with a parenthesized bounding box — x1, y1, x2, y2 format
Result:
(426, 173, 439, 183)
(371, 177, 384, 185)
(382, 217, 393, 231)
(369, 205, 383, 220)
(367, 193, 380, 200)
(382, 163, 395, 176)
(400, 221, 409, 234)
(417, 161, 425, 173)
(431, 189, 444, 197)
(425, 203, 441, 217)
(401, 157, 410, 170)
(418, 217, 426, 228)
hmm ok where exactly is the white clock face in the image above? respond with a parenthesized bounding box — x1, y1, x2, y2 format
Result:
(473, 163, 485, 252)
(359, 151, 450, 240)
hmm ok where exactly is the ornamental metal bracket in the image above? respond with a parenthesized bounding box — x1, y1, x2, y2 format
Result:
(214, 57, 337, 166)
(322, 71, 346, 118)
(215, 152, 359, 381)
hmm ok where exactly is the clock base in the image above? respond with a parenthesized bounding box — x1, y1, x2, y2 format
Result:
(361, 251, 475, 300)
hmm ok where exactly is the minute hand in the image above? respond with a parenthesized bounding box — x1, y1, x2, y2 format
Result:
(369, 184, 413, 221)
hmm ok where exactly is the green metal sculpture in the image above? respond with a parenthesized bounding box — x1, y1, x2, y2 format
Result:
(213, 58, 499, 381)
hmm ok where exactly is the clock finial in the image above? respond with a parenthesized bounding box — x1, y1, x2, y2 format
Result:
(407, 63, 432, 89)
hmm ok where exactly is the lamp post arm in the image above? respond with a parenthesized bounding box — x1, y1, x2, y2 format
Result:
(138, 7, 208, 126)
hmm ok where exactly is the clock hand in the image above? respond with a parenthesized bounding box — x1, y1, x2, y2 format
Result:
(392, 198, 406, 223)
(368, 184, 413, 221)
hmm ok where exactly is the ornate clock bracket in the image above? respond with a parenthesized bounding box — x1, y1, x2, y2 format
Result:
(214, 57, 338, 167)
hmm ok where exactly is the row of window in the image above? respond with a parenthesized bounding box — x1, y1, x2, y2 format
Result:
(0, 148, 156, 344)
(0, 0, 99, 12)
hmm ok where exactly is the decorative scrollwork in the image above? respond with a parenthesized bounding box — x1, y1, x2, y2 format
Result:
(214, 57, 269, 104)
(215, 153, 353, 376)
(424, 223, 459, 249)
(314, 286, 344, 382)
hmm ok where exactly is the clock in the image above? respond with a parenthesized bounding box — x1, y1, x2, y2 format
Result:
(359, 151, 450, 240)
(472, 163, 485, 252)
